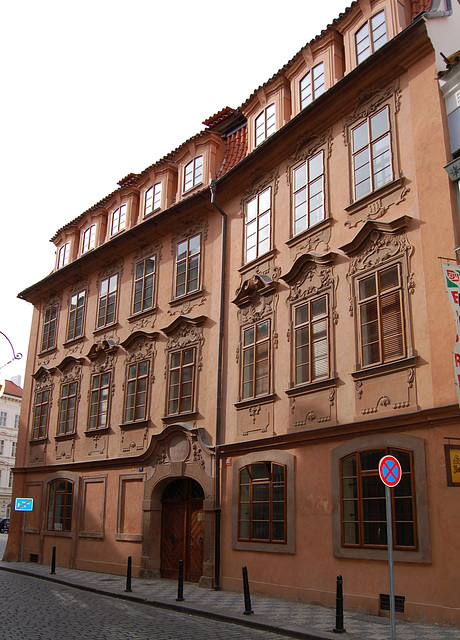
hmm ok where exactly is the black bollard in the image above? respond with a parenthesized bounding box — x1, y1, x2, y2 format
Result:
(242, 565, 253, 615)
(125, 556, 132, 592)
(176, 559, 184, 601)
(50, 546, 56, 575)
(333, 574, 346, 633)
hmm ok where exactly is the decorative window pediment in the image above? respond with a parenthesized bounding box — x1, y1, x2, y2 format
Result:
(32, 365, 56, 385)
(161, 315, 206, 339)
(56, 356, 85, 383)
(339, 216, 412, 259)
(121, 331, 158, 366)
(233, 274, 277, 308)
(281, 252, 336, 289)
(87, 339, 119, 360)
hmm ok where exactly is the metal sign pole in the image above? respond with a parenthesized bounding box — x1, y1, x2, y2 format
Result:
(385, 484, 396, 640)
(20, 512, 25, 562)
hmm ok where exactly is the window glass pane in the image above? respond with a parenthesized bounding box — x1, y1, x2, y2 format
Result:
(360, 449, 385, 471)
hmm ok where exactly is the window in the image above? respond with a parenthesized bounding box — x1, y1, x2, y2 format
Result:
(167, 348, 196, 415)
(82, 225, 96, 253)
(8, 470, 13, 488)
(255, 104, 275, 146)
(245, 187, 271, 263)
(57, 242, 70, 269)
(0, 440, 4, 454)
(58, 382, 78, 435)
(341, 448, 416, 549)
(133, 256, 156, 314)
(32, 390, 49, 439)
(14, 414, 19, 429)
(352, 106, 392, 200)
(356, 11, 387, 64)
(238, 462, 286, 543)
(300, 62, 325, 109)
(0, 412, 6, 427)
(67, 290, 86, 341)
(47, 479, 73, 531)
(124, 361, 149, 422)
(110, 204, 127, 236)
(242, 320, 270, 400)
(89, 372, 110, 429)
(184, 156, 203, 192)
(294, 295, 329, 385)
(175, 234, 201, 298)
(41, 304, 58, 352)
(144, 183, 162, 215)
(292, 150, 325, 235)
(358, 264, 404, 367)
(11, 442, 16, 457)
(97, 274, 118, 328)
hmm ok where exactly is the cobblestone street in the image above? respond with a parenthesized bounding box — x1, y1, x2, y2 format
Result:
(0, 570, 295, 640)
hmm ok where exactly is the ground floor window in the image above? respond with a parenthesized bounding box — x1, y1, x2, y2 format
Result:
(238, 461, 286, 543)
(47, 479, 73, 532)
(341, 447, 416, 549)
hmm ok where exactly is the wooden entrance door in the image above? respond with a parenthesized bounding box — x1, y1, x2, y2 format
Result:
(160, 479, 204, 582)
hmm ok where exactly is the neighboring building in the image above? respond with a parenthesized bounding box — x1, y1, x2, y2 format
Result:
(0, 378, 22, 517)
(5, 0, 460, 627)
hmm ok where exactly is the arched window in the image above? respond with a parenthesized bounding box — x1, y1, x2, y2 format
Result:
(238, 462, 286, 543)
(47, 479, 73, 532)
(341, 448, 416, 550)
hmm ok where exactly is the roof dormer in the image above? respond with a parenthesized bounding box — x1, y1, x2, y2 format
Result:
(242, 75, 291, 153)
(174, 132, 224, 203)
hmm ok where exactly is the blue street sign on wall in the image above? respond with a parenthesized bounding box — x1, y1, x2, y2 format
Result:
(15, 498, 34, 512)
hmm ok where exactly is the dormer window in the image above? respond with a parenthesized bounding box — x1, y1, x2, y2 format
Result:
(184, 156, 203, 192)
(57, 242, 70, 269)
(144, 183, 162, 216)
(300, 62, 325, 109)
(356, 10, 387, 64)
(110, 204, 126, 236)
(255, 104, 275, 146)
(81, 224, 96, 254)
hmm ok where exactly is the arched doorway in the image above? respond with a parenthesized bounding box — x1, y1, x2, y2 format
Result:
(160, 478, 204, 582)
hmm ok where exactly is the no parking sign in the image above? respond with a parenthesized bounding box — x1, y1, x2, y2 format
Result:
(379, 455, 402, 488)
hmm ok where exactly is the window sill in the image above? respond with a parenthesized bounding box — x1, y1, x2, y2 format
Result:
(29, 437, 48, 446)
(55, 432, 77, 441)
(239, 249, 277, 275)
(351, 355, 418, 381)
(119, 419, 150, 430)
(84, 426, 111, 436)
(127, 307, 157, 323)
(285, 217, 332, 248)
(161, 411, 198, 424)
(79, 532, 104, 540)
(38, 346, 57, 358)
(93, 322, 119, 336)
(169, 289, 205, 307)
(44, 530, 72, 538)
(115, 533, 142, 542)
(143, 207, 161, 219)
(235, 393, 278, 411)
(345, 176, 406, 216)
(63, 335, 85, 348)
(182, 181, 203, 197)
(285, 377, 338, 397)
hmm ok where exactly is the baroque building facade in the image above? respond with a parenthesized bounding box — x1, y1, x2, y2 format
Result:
(6, 0, 460, 626)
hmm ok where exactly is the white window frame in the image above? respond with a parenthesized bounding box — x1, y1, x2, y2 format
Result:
(184, 157, 203, 193)
(292, 150, 325, 235)
(245, 187, 271, 263)
(355, 10, 387, 65)
(144, 182, 162, 216)
(81, 224, 96, 254)
(110, 204, 127, 236)
(57, 242, 70, 269)
(300, 62, 325, 109)
(255, 104, 276, 146)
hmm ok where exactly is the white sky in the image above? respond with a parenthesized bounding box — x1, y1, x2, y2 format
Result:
(0, 0, 350, 384)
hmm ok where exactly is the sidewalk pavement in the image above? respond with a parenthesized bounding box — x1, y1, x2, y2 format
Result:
(0, 560, 458, 640)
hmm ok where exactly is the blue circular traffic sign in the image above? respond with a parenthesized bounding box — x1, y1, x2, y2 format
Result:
(379, 455, 402, 487)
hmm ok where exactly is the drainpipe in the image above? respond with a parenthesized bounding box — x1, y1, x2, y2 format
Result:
(210, 178, 226, 590)
(424, 0, 453, 18)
